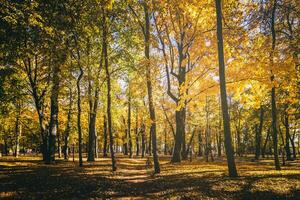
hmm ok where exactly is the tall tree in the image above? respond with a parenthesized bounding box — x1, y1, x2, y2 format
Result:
(215, 0, 238, 177)
(102, 2, 117, 171)
(269, 0, 281, 170)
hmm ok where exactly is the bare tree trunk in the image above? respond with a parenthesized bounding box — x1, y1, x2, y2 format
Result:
(215, 0, 238, 177)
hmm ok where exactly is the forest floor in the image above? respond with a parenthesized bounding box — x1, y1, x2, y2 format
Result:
(0, 155, 300, 200)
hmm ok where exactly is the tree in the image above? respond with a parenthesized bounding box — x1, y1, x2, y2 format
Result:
(215, 0, 238, 177)
(102, 1, 117, 171)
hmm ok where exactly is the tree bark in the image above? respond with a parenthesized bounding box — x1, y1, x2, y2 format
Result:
(215, 0, 238, 177)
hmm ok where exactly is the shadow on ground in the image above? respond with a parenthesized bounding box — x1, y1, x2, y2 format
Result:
(0, 155, 299, 199)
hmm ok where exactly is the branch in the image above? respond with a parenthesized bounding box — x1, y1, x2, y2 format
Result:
(128, 5, 145, 37)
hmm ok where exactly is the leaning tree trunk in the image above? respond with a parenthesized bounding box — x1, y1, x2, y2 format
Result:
(215, 0, 238, 177)
(143, 1, 160, 173)
(103, 7, 116, 171)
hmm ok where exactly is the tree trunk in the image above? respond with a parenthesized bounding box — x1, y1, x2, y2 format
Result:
(284, 112, 292, 160)
(76, 55, 83, 167)
(141, 123, 146, 158)
(46, 62, 60, 164)
(255, 106, 264, 160)
(143, 1, 160, 173)
(172, 110, 184, 162)
(127, 94, 133, 158)
(64, 88, 73, 160)
(103, 7, 116, 171)
(270, 0, 281, 170)
(87, 113, 96, 161)
(198, 130, 203, 157)
(135, 109, 140, 156)
(148, 129, 151, 155)
(215, 0, 238, 177)
(217, 131, 222, 157)
(57, 118, 61, 158)
(290, 130, 296, 159)
(164, 128, 168, 155)
(95, 133, 98, 158)
(4, 137, 8, 156)
(185, 130, 196, 159)
(103, 115, 108, 157)
(14, 102, 20, 158)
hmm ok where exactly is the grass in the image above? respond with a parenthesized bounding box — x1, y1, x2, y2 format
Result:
(0, 155, 300, 199)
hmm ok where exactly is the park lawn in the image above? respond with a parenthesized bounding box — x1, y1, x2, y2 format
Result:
(0, 155, 299, 199)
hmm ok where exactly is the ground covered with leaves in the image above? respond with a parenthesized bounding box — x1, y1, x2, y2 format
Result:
(0, 155, 300, 199)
